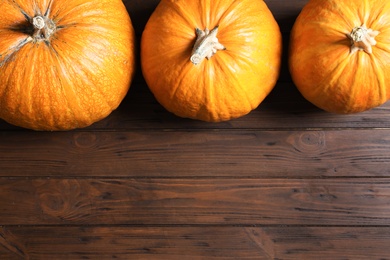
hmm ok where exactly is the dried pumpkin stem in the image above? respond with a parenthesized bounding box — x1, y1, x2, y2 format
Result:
(348, 25, 379, 54)
(31, 15, 56, 42)
(190, 26, 226, 65)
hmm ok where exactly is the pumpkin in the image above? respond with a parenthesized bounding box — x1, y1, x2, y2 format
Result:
(0, 0, 135, 130)
(141, 0, 282, 122)
(289, 0, 390, 113)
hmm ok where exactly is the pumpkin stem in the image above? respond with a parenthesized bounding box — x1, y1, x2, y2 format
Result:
(348, 25, 379, 54)
(31, 15, 56, 42)
(190, 26, 226, 65)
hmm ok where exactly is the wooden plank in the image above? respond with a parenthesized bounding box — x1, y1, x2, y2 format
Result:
(3, 1, 389, 259)
(1, 226, 389, 259)
(1, 129, 390, 177)
(0, 178, 390, 225)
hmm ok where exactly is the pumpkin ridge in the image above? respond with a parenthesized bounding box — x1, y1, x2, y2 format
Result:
(163, 1, 199, 33)
(367, 1, 390, 30)
(49, 1, 98, 25)
(318, 57, 351, 105)
(207, 67, 233, 121)
(0, 37, 31, 68)
(357, 0, 370, 24)
(307, 0, 357, 32)
(293, 48, 349, 112)
(51, 1, 123, 28)
(371, 57, 388, 104)
(169, 62, 195, 106)
(43, 0, 54, 17)
(195, 64, 212, 121)
(355, 54, 387, 109)
(48, 45, 96, 127)
(20, 44, 57, 128)
(44, 41, 81, 128)
(348, 54, 385, 113)
(54, 20, 131, 115)
(35, 29, 111, 128)
(31, 1, 42, 16)
(343, 55, 362, 112)
(215, 0, 246, 28)
(223, 48, 270, 101)
(311, 20, 350, 36)
(213, 56, 254, 114)
(199, 0, 211, 27)
(8, 0, 31, 21)
(0, 44, 32, 120)
(0, 60, 16, 116)
(47, 1, 65, 22)
(45, 52, 59, 130)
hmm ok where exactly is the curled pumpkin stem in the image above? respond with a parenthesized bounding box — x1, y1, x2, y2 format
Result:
(31, 15, 56, 42)
(190, 26, 226, 65)
(348, 25, 379, 54)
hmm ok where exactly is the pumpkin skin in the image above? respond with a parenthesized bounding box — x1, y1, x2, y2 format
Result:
(141, 0, 282, 122)
(289, 0, 390, 114)
(0, 0, 135, 130)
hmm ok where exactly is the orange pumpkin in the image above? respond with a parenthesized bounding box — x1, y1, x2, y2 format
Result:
(0, 0, 135, 130)
(289, 0, 390, 113)
(141, 0, 282, 122)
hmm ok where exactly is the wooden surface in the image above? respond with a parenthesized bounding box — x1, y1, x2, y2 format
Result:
(1, 0, 390, 259)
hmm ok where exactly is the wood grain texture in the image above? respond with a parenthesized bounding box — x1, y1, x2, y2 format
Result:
(1, 226, 390, 260)
(1, 0, 390, 259)
(0, 178, 389, 225)
(1, 129, 390, 177)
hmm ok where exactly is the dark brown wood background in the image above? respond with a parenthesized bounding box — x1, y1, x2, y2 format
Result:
(1, 0, 390, 259)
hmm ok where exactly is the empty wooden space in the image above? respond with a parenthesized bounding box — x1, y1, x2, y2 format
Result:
(1, 0, 390, 259)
